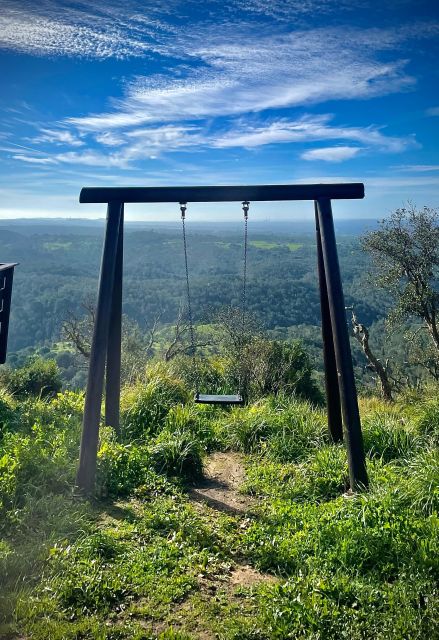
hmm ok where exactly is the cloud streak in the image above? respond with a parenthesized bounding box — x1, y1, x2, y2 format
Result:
(67, 27, 418, 132)
(13, 114, 415, 169)
(0, 0, 178, 59)
(301, 146, 361, 162)
(212, 115, 414, 152)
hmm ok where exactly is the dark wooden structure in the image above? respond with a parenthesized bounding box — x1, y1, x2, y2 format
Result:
(0, 263, 18, 364)
(76, 183, 369, 493)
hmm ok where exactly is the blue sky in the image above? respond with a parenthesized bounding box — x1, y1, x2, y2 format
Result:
(0, 0, 438, 221)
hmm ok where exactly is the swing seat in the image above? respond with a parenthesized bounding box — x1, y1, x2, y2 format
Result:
(195, 393, 244, 406)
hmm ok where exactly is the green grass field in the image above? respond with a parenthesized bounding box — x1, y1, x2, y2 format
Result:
(1, 375, 438, 638)
(43, 241, 73, 251)
(249, 240, 303, 251)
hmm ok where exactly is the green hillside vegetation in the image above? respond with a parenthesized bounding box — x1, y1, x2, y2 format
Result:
(0, 223, 386, 360)
(1, 358, 438, 638)
(3, 219, 434, 396)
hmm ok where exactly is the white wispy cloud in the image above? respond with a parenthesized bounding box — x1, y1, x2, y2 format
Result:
(233, 0, 353, 21)
(0, 0, 176, 59)
(294, 173, 439, 189)
(301, 146, 361, 162)
(16, 114, 413, 169)
(393, 164, 439, 172)
(67, 27, 418, 132)
(11, 124, 204, 168)
(426, 107, 439, 116)
(3, 1, 436, 174)
(94, 132, 125, 147)
(11, 154, 57, 165)
(32, 128, 84, 147)
(212, 115, 413, 152)
(0, 0, 377, 61)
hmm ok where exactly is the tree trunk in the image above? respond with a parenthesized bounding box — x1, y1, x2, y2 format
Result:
(351, 311, 393, 402)
(426, 314, 439, 354)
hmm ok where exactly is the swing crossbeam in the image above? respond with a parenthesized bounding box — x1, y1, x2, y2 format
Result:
(80, 183, 364, 204)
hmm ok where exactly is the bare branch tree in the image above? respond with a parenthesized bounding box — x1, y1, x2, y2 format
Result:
(61, 298, 95, 359)
(350, 308, 393, 401)
(164, 304, 210, 361)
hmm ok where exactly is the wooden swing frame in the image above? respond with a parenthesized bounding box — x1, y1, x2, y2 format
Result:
(0, 263, 18, 364)
(76, 183, 369, 494)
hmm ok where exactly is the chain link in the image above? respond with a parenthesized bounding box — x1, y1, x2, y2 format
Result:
(239, 201, 250, 397)
(180, 202, 199, 395)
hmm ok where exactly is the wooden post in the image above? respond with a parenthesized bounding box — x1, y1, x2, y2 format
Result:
(0, 264, 17, 364)
(316, 198, 368, 490)
(76, 202, 123, 493)
(105, 204, 124, 434)
(315, 204, 343, 443)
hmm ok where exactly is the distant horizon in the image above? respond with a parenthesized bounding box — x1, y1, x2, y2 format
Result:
(0, 216, 380, 238)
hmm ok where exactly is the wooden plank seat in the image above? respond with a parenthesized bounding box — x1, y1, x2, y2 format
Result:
(195, 394, 244, 406)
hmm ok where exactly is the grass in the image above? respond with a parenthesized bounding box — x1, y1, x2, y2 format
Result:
(43, 241, 73, 251)
(249, 240, 303, 251)
(0, 374, 438, 638)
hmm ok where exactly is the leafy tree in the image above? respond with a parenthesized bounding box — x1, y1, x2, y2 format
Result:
(405, 324, 439, 381)
(0, 358, 62, 398)
(213, 306, 321, 403)
(249, 338, 323, 404)
(362, 204, 439, 361)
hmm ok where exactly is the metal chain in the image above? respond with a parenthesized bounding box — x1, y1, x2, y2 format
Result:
(241, 201, 249, 332)
(239, 201, 250, 396)
(180, 202, 199, 395)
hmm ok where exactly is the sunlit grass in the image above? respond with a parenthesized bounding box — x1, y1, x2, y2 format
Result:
(1, 375, 438, 637)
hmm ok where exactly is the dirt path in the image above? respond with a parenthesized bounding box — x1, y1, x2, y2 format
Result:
(189, 451, 275, 590)
(189, 451, 255, 515)
(132, 453, 276, 637)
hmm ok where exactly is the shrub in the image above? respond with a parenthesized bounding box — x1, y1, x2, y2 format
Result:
(415, 399, 439, 443)
(256, 570, 439, 639)
(0, 392, 84, 530)
(0, 358, 62, 399)
(42, 531, 128, 614)
(96, 427, 152, 498)
(164, 404, 220, 452)
(150, 429, 203, 481)
(400, 448, 439, 515)
(221, 404, 273, 453)
(244, 445, 348, 502)
(266, 408, 326, 463)
(243, 492, 438, 580)
(219, 395, 327, 459)
(0, 428, 77, 528)
(121, 373, 188, 441)
(362, 412, 420, 462)
(0, 389, 17, 436)
(171, 355, 231, 397)
(248, 339, 323, 404)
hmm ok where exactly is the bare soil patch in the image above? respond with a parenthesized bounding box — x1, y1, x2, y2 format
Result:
(229, 564, 276, 588)
(189, 452, 255, 515)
